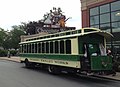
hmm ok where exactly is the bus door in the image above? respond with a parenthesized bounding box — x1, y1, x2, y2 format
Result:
(87, 43, 100, 56)
(81, 43, 91, 70)
(81, 43, 100, 70)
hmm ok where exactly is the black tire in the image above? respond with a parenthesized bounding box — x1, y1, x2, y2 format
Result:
(24, 59, 30, 68)
(48, 65, 60, 74)
(24, 59, 35, 68)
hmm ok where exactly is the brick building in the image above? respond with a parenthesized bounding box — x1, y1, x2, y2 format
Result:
(80, 0, 120, 54)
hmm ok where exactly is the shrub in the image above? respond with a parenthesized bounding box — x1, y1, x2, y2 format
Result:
(10, 50, 18, 56)
(0, 50, 7, 57)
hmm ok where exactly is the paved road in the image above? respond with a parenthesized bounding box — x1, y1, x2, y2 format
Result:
(0, 60, 120, 87)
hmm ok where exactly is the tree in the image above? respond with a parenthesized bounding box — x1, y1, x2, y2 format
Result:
(2, 33, 11, 49)
(0, 25, 26, 50)
(20, 22, 27, 34)
(0, 28, 7, 49)
(9, 25, 25, 50)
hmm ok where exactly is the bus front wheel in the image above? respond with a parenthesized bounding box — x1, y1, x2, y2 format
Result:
(25, 59, 30, 68)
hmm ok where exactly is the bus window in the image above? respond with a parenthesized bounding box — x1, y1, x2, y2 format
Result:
(46, 42, 49, 53)
(32, 44, 34, 53)
(20, 45, 23, 53)
(88, 43, 100, 56)
(35, 43, 37, 53)
(38, 43, 41, 53)
(29, 44, 31, 53)
(83, 44, 87, 57)
(66, 40, 71, 54)
(55, 41, 59, 53)
(50, 42, 53, 53)
(26, 44, 29, 53)
(42, 43, 45, 53)
(24, 44, 27, 53)
(60, 40, 64, 54)
(99, 43, 107, 56)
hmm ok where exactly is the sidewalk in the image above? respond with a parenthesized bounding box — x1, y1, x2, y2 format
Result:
(0, 56, 20, 62)
(94, 72, 120, 81)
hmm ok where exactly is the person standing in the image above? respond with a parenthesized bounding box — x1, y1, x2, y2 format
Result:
(7, 50, 10, 58)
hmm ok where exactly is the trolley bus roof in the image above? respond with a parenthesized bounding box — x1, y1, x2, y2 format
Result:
(19, 28, 113, 44)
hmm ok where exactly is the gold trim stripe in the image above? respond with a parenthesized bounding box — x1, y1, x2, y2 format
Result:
(20, 57, 80, 68)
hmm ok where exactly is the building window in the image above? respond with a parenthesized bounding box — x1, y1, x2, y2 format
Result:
(90, 7, 99, 16)
(111, 1, 120, 11)
(90, 25, 99, 28)
(90, 16, 99, 25)
(111, 11, 120, 22)
(100, 13, 110, 23)
(89, 1, 120, 33)
(100, 4, 110, 14)
(112, 22, 120, 32)
(100, 23, 110, 32)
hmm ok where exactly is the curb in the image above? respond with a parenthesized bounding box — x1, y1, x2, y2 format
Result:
(77, 73, 120, 81)
(92, 74, 120, 81)
(0, 57, 20, 63)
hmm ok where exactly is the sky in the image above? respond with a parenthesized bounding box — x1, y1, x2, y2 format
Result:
(0, 0, 81, 30)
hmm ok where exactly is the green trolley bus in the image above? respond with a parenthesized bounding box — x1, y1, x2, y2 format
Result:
(19, 28, 113, 74)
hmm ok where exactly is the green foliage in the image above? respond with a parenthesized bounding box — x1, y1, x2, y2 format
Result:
(0, 25, 25, 50)
(0, 28, 7, 47)
(9, 25, 26, 49)
(10, 50, 18, 56)
(0, 50, 7, 57)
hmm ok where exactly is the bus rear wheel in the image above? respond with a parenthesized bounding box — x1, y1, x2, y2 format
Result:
(48, 65, 60, 74)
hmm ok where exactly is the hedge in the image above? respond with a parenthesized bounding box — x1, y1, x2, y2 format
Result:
(0, 50, 18, 57)
(0, 50, 7, 57)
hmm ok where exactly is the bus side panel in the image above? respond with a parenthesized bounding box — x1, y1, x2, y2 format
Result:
(19, 53, 81, 68)
(91, 56, 112, 70)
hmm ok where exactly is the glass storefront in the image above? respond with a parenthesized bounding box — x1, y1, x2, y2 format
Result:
(111, 11, 120, 22)
(89, 0, 120, 55)
(100, 13, 110, 23)
(100, 4, 110, 14)
(111, 1, 120, 11)
(90, 16, 99, 25)
(100, 23, 110, 32)
(90, 7, 99, 16)
(112, 22, 120, 32)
